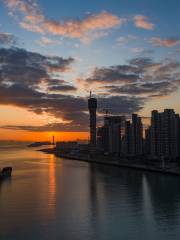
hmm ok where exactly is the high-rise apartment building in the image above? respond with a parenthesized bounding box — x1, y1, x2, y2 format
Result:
(123, 121, 132, 156)
(131, 114, 143, 155)
(150, 109, 180, 159)
(88, 92, 97, 150)
(97, 115, 125, 155)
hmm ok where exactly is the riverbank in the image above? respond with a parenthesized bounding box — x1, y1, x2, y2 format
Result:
(39, 148, 180, 176)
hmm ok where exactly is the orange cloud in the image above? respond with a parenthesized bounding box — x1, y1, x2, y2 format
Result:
(134, 15, 154, 30)
(151, 37, 180, 47)
(5, 0, 123, 42)
(43, 12, 122, 40)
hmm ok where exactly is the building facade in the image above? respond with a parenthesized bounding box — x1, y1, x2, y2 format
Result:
(150, 109, 180, 160)
(88, 93, 97, 150)
(131, 114, 143, 156)
(97, 116, 125, 155)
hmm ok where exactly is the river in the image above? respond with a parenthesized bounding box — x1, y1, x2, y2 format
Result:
(0, 142, 180, 240)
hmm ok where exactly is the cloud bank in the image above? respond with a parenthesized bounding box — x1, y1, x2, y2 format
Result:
(0, 46, 147, 132)
(4, 0, 123, 42)
(81, 57, 180, 99)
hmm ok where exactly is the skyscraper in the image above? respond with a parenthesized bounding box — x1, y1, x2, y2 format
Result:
(150, 109, 180, 160)
(131, 114, 143, 155)
(88, 92, 97, 150)
(97, 126, 109, 152)
(97, 115, 125, 155)
(151, 110, 161, 157)
(144, 127, 151, 155)
(104, 116, 125, 154)
(123, 121, 132, 156)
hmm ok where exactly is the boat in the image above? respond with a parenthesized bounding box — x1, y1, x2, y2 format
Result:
(0, 167, 12, 180)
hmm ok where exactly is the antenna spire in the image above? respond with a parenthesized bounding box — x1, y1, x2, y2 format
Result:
(90, 90, 92, 98)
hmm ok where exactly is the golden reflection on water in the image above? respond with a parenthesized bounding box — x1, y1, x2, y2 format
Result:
(48, 154, 56, 216)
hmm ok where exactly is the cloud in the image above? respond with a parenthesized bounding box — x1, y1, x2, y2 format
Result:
(0, 47, 74, 86)
(0, 46, 179, 132)
(130, 48, 154, 55)
(48, 84, 77, 93)
(117, 35, 138, 46)
(134, 15, 154, 30)
(98, 96, 144, 114)
(38, 37, 62, 46)
(104, 81, 177, 97)
(0, 82, 145, 131)
(130, 47, 145, 53)
(0, 94, 145, 132)
(4, 0, 124, 42)
(0, 32, 17, 45)
(84, 65, 139, 85)
(0, 123, 87, 132)
(82, 57, 180, 99)
(151, 37, 180, 47)
(0, 47, 146, 131)
(0, 81, 88, 124)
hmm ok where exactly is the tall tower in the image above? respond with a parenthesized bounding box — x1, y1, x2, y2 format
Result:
(88, 91, 97, 150)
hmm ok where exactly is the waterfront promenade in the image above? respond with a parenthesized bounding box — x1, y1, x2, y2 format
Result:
(39, 148, 180, 176)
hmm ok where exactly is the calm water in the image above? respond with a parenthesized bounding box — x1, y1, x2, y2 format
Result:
(0, 142, 180, 240)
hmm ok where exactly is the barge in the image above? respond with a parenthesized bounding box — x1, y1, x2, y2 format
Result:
(0, 167, 12, 180)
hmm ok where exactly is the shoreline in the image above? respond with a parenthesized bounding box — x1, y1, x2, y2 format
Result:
(39, 148, 180, 176)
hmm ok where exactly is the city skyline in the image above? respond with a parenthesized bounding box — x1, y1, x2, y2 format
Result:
(97, 107, 180, 160)
(0, 0, 180, 141)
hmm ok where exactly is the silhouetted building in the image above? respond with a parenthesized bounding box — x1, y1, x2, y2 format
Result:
(105, 116, 125, 154)
(88, 92, 97, 150)
(89, 96, 180, 160)
(97, 126, 109, 152)
(131, 114, 143, 155)
(150, 109, 180, 160)
(175, 114, 180, 158)
(123, 121, 132, 156)
(97, 115, 125, 155)
(144, 127, 151, 155)
(151, 110, 161, 157)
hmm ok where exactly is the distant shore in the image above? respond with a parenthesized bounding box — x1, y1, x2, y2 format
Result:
(39, 148, 180, 176)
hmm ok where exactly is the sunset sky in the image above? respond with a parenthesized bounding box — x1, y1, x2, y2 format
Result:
(0, 0, 180, 141)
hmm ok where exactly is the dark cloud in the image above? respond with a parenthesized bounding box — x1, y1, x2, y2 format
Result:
(84, 57, 180, 99)
(1, 123, 87, 132)
(0, 94, 144, 132)
(104, 81, 177, 96)
(129, 57, 154, 67)
(48, 85, 77, 92)
(48, 79, 66, 85)
(85, 65, 139, 84)
(98, 96, 144, 114)
(0, 32, 17, 46)
(47, 79, 77, 92)
(0, 47, 74, 86)
(0, 47, 83, 131)
(0, 82, 88, 126)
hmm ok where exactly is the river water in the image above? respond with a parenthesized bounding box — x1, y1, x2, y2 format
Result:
(0, 142, 180, 240)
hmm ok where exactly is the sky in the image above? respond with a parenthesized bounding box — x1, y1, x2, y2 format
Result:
(0, 0, 180, 141)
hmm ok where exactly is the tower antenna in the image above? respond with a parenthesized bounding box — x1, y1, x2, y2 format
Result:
(90, 90, 92, 98)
